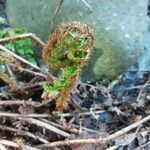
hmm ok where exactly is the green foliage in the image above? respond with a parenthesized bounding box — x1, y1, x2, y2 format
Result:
(25, 55, 37, 65)
(0, 28, 9, 38)
(0, 27, 37, 66)
(66, 32, 86, 49)
(43, 66, 79, 93)
(13, 27, 27, 34)
(66, 32, 87, 63)
(62, 66, 79, 78)
(43, 31, 87, 93)
(43, 79, 67, 93)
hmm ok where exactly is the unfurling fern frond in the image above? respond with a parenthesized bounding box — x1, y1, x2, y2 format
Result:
(43, 21, 94, 111)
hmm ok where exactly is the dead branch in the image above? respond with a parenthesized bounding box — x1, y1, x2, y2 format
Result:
(0, 100, 40, 107)
(0, 143, 7, 150)
(0, 125, 49, 144)
(0, 140, 19, 148)
(41, 119, 79, 134)
(55, 110, 105, 118)
(104, 115, 150, 142)
(22, 145, 40, 150)
(37, 137, 104, 148)
(36, 115, 150, 148)
(0, 139, 39, 150)
(0, 112, 50, 118)
(10, 64, 47, 78)
(19, 117, 71, 138)
(50, 0, 64, 32)
(23, 81, 45, 90)
(71, 123, 99, 134)
(125, 83, 150, 90)
(136, 79, 150, 101)
(78, 81, 108, 94)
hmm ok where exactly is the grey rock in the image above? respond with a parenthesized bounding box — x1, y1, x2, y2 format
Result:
(138, 27, 150, 71)
(6, 0, 148, 81)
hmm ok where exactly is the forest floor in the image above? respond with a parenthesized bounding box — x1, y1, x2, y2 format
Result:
(0, 1, 149, 150)
(0, 40, 149, 150)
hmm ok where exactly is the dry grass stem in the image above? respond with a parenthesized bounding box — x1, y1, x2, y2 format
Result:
(0, 33, 45, 47)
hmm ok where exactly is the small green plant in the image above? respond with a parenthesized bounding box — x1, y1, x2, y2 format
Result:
(0, 27, 37, 65)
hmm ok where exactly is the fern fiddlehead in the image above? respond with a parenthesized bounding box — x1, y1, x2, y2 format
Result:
(43, 21, 94, 111)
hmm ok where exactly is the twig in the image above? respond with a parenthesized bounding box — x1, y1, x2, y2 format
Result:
(78, 81, 107, 94)
(125, 83, 150, 90)
(19, 117, 70, 138)
(136, 79, 150, 101)
(137, 141, 150, 149)
(109, 107, 127, 117)
(70, 98, 83, 110)
(72, 123, 99, 134)
(23, 81, 45, 90)
(0, 139, 39, 150)
(10, 64, 48, 78)
(37, 137, 104, 148)
(106, 145, 119, 150)
(104, 115, 150, 141)
(96, 83, 112, 106)
(36, 115, 150, 148)
(107, 75, 122, 92)
(34, 93, 58, 108)
(42, 115, 100, 135)
(0, 112, 50, 118)
(0, 143, 7, 150)
(0, 100, 40, 107)
(81, 0, 93, 12)
(0, 125, 49, 144)
(50, 0, 64, 32)
(41, 119, 79, 134)
(0, 33, 45, 47)
(22, 145, 40, 150)
(55, 110, 105, 118)
(0, 140, 19, 148)
(78, 81, 112, 105)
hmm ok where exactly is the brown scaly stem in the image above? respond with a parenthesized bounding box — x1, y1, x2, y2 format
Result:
(56, 74, 78, 111)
